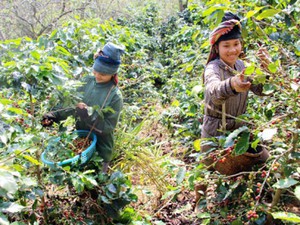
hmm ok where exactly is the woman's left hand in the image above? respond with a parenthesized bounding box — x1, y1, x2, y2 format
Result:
(76, 102, 87, 109)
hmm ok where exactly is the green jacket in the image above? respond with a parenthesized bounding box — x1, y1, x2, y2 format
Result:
(52, 76, 123, 162)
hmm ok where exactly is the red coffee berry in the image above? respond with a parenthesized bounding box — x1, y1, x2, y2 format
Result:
(261, 170, 267, 178)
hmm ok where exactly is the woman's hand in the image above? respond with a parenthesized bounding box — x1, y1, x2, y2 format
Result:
(76, 102, 87, 109)
(41, 112, 56, 127)
(230, 71, 251, 92)
(76, 102, 88, 119)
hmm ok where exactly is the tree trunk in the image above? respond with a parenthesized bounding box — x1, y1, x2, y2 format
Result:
(178, 0, 187, 12)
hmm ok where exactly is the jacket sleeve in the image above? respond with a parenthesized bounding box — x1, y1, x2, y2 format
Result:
(249, 84, 264, 96)
(247, 77, 269, 96)
(51, 107, 76, 122)
(49, 79, 88, 122)
(204, 64, 237, 105)
(88, 94, 123, 135)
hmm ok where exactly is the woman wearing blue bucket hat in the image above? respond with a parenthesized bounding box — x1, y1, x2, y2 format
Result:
(42, 42, 125, 173)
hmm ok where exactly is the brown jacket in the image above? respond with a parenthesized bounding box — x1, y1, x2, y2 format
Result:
(201, 59, 264, 139)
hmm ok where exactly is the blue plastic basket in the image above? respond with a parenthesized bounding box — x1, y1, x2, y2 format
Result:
(41, 130, 97, 168)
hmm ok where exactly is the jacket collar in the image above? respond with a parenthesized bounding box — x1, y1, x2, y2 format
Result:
(215, 58, 244, 74)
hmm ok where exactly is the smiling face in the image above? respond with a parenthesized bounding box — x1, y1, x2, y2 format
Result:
(93, 70, 113, 83)
(217, 39, 242, 68)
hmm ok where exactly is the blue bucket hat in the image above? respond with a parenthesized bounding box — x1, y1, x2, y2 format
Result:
(93, 42, 125, 75)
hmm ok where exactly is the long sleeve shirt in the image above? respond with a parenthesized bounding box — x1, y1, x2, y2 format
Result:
(201, 58, 264, 139)
(52, 76, 123, 162)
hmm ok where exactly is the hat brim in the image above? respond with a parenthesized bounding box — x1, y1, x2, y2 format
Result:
(93, 60, 119, 75)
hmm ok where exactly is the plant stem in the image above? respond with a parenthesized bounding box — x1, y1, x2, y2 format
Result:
(255, 147, 293, 209)
(29, 92, 35, 126)
(291, 120, 299, 153)
(29, 91, 47, 221)
(36, 147, 47, 221)
(271, 188, 282, 208)
(0, 147, 31, 164)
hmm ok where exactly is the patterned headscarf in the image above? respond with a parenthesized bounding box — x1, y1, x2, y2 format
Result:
(209, 19, 241, 46)
(206, 19, 242, 64)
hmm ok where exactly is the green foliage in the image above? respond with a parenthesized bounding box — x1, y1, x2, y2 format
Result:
(101, 171, 138, 220)
(0, 165, 39, 223)
(272, 212, 300, 223)
(38, 166, 137, 224)
(113, 119, 170, 193)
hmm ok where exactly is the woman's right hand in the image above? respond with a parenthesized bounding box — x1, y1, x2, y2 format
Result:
(41, 113, 56, 127)
(75, 102, 88, 119)
(230, 71, 251, 92)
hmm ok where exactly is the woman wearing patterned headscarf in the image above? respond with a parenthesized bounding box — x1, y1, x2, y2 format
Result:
(200, 12, 270, 175)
